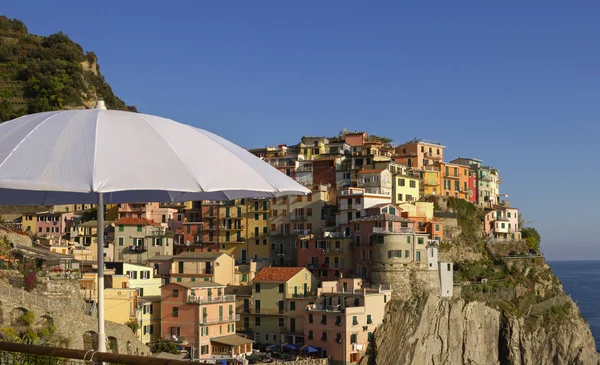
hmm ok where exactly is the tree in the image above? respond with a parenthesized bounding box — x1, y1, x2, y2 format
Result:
(125, 319, 139, 334)
(150, 339, 179, 354)
(522, 227, 541, 251)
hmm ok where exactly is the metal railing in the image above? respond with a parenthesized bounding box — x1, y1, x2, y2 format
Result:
(186, 294, 236, 304)
(199, 314, 240, 325)
(372, 227, 414, 234)
(0, 341, 191, 365)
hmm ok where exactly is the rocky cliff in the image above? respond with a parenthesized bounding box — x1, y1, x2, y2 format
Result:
(364, 293, 598, 365)
(362, 197, 599, 365)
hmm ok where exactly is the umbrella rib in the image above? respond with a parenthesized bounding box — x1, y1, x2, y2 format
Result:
(91, 110, 101, 192)
(0, 111, 67, 173)
(136, 114, 204, 191)
(182, 124, 281, 194)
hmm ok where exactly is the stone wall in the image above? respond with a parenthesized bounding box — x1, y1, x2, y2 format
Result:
(0, 272, 148, 355)
(0, 226, 32, 247)
(370, 264, 440, 300)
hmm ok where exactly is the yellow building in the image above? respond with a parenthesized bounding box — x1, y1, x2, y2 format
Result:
(21, 214, 36, 235)
(421, 167, 441, 196)
(105, 286, 138, 324)
(137, 295, 161, 346)
(249, 267, 318, 344)
(150, 252, 236, 286)
(392, 169, 420, 204)
(244, 198, 270, 263)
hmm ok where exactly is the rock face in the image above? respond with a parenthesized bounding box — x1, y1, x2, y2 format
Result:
(365, 295, 599, 365)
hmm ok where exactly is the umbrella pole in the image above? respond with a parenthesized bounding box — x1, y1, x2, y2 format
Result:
(96, 193, 106, 354)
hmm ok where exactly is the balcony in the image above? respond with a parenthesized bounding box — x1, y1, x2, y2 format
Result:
(220, 213, 243, 219)
(322, 231, 352, 239)
(187, 294, 236, 304)
(172, 269, 212, 276)
(282, 327, 303, 335)
(164, 335, 188, 345)
(372, 227, 414, 234)
(199, 314, 240, 325)
(221, 225, 244, 231)
(127, 245, 147, 253)
(238, 307, 286, 315)
(424, 152, 442, 159)
(289, 214, 307, 222)
(445, 175, 460, 180)
(322, 247, 343, 254)
(422, 180, 438, 187)
(296, 166, 313, 172)
(286, 290, 318, 299)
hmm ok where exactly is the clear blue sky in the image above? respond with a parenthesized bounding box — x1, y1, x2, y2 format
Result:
(4, 2, 600, 260)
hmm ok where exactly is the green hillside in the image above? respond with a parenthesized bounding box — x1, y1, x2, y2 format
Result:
(0, 16, 136, 123)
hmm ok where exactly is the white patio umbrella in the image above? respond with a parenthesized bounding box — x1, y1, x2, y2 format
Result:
(0, 102, 310, 353)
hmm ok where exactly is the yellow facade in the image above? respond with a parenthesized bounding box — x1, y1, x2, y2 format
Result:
(251, 268, 318, 345)
(216, 201, 246, 257)
(21, 214, 36, 235)
(244, 199, 270, 262)
(137, 296, 161, 346)
(104, 287, 138, 324)
(392, 174, 420, 204)
(421, 169, 441, 196)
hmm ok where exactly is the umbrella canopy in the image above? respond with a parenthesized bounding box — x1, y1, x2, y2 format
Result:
(0, 106, 310, 354)
(282, 343, 300, 351)
(0, 109, 310, 205)
(301, 345, 320, 353)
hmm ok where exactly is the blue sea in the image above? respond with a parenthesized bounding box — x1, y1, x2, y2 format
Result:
(549, 261, 600, 350)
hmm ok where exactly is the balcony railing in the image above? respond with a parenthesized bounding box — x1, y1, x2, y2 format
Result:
(237, 307, 286, 315)
(322, 231, 352, 238)
(199, 314, 240, 325)
(289, 214, 308, 221)
(322, 247, 343, 254)
(282, 327, 303, 335)
(187, 294, 236, 304)
(372, 227, 414, 234)
(127, 245, 147, 253)
(220, 213, 244, 219)
(221, 225, 244, 231)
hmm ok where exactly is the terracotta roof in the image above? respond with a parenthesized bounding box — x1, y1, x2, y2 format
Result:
(254, 267, 304, 282)
(114, 217, 159, 226)
(357, 169, 386, 174)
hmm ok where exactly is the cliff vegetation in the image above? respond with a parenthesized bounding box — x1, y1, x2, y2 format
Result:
(0, 16, 136, 123)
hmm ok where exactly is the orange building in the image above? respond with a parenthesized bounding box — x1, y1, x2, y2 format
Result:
(438, 162, 470, 200)
(394, 139, 445, 169)
(161, 282, 252, 360)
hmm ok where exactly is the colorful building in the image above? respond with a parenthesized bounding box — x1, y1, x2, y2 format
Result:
(392, 169, 420, 204)
(356, 169, 392, 196)
(420, 166, 441, 196)
(335, 187, 391, 236)
(304, 278, 392, 364)
(297, 233, 353, 281)
(484, 205, 521, 242)
(150, 252, 235, 286)
(137, 295, 161, 346)
(394, 138, 445, 169)
(478, 166, 502, 207)
(105, 262, 162, 296)
(247, 267, 319, 345)
(113, 217, 173, 264)
(161, 282, 252, 360)
(438, 162, 470, 200)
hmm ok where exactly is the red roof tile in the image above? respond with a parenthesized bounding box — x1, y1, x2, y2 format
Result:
(253, 267, 304, 282)
(114, 217, 160, 226)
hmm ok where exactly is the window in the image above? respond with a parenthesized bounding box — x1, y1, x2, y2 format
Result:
(351, 334, 357, 344)
(321, 315, 327, 325)
(418, 237, 424, 245)
(407, 236, 411, 244)
(321, 332, 327, 341)
(308, 314, 313, 323)
(435, 224, 440, 231)
(172, 307, 178, 317)
(254, 213, 259, 220)
(278, 318, 284, 327)
(290, 301, 296, 311)
(352, 316, 359, 325)
(278, 284, 284, 293)
(368, 332, 374, 341)
(399, 178, 405, 187)
(118, 237, 124, 246)
(119, 225, 124, 232)
(307, 208, 313, 217)
(173, 289, 179, 297)
(409, 180, 416, 188)
(336, 333, 342, 343)
(405, 250, 410, 258)
(367, 314, 373, 324)
(416, 251, 421, 261)
(255, 284, 261, 293)
(255, 317, 261, 326)
(308, 330, 314, 340)
(137, 225, 142, 232)
(178, 262, 184, 273)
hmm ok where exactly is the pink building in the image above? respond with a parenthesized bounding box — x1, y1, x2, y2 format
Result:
(297, 234, 352, 281)
(343, 131, 367, 147)
(484, 205, 521, 241)
(118, 203, 159, 219)
(36, 212, 73, 238)
(304, 278, 391, 364)
(161, 282, 252, 360)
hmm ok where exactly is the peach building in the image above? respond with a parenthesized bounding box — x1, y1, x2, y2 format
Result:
(484, 205, 521, 242)
(304, 278, 392, 364)
(394, 138, 445, 169)
(161, 281, 252, 360)
(149, 251, 235, 286)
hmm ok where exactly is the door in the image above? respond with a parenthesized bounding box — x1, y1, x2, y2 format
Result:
(290, 318, 296, 333)
(244, 299, 250, 313)
(241, 250, 247, 262)
(294, 286, 298, 297)
(219, 306, 223, 321)
(255, 300, 261, 313)
(303, 283, 308, 295)
(416, 251, 421, 262)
